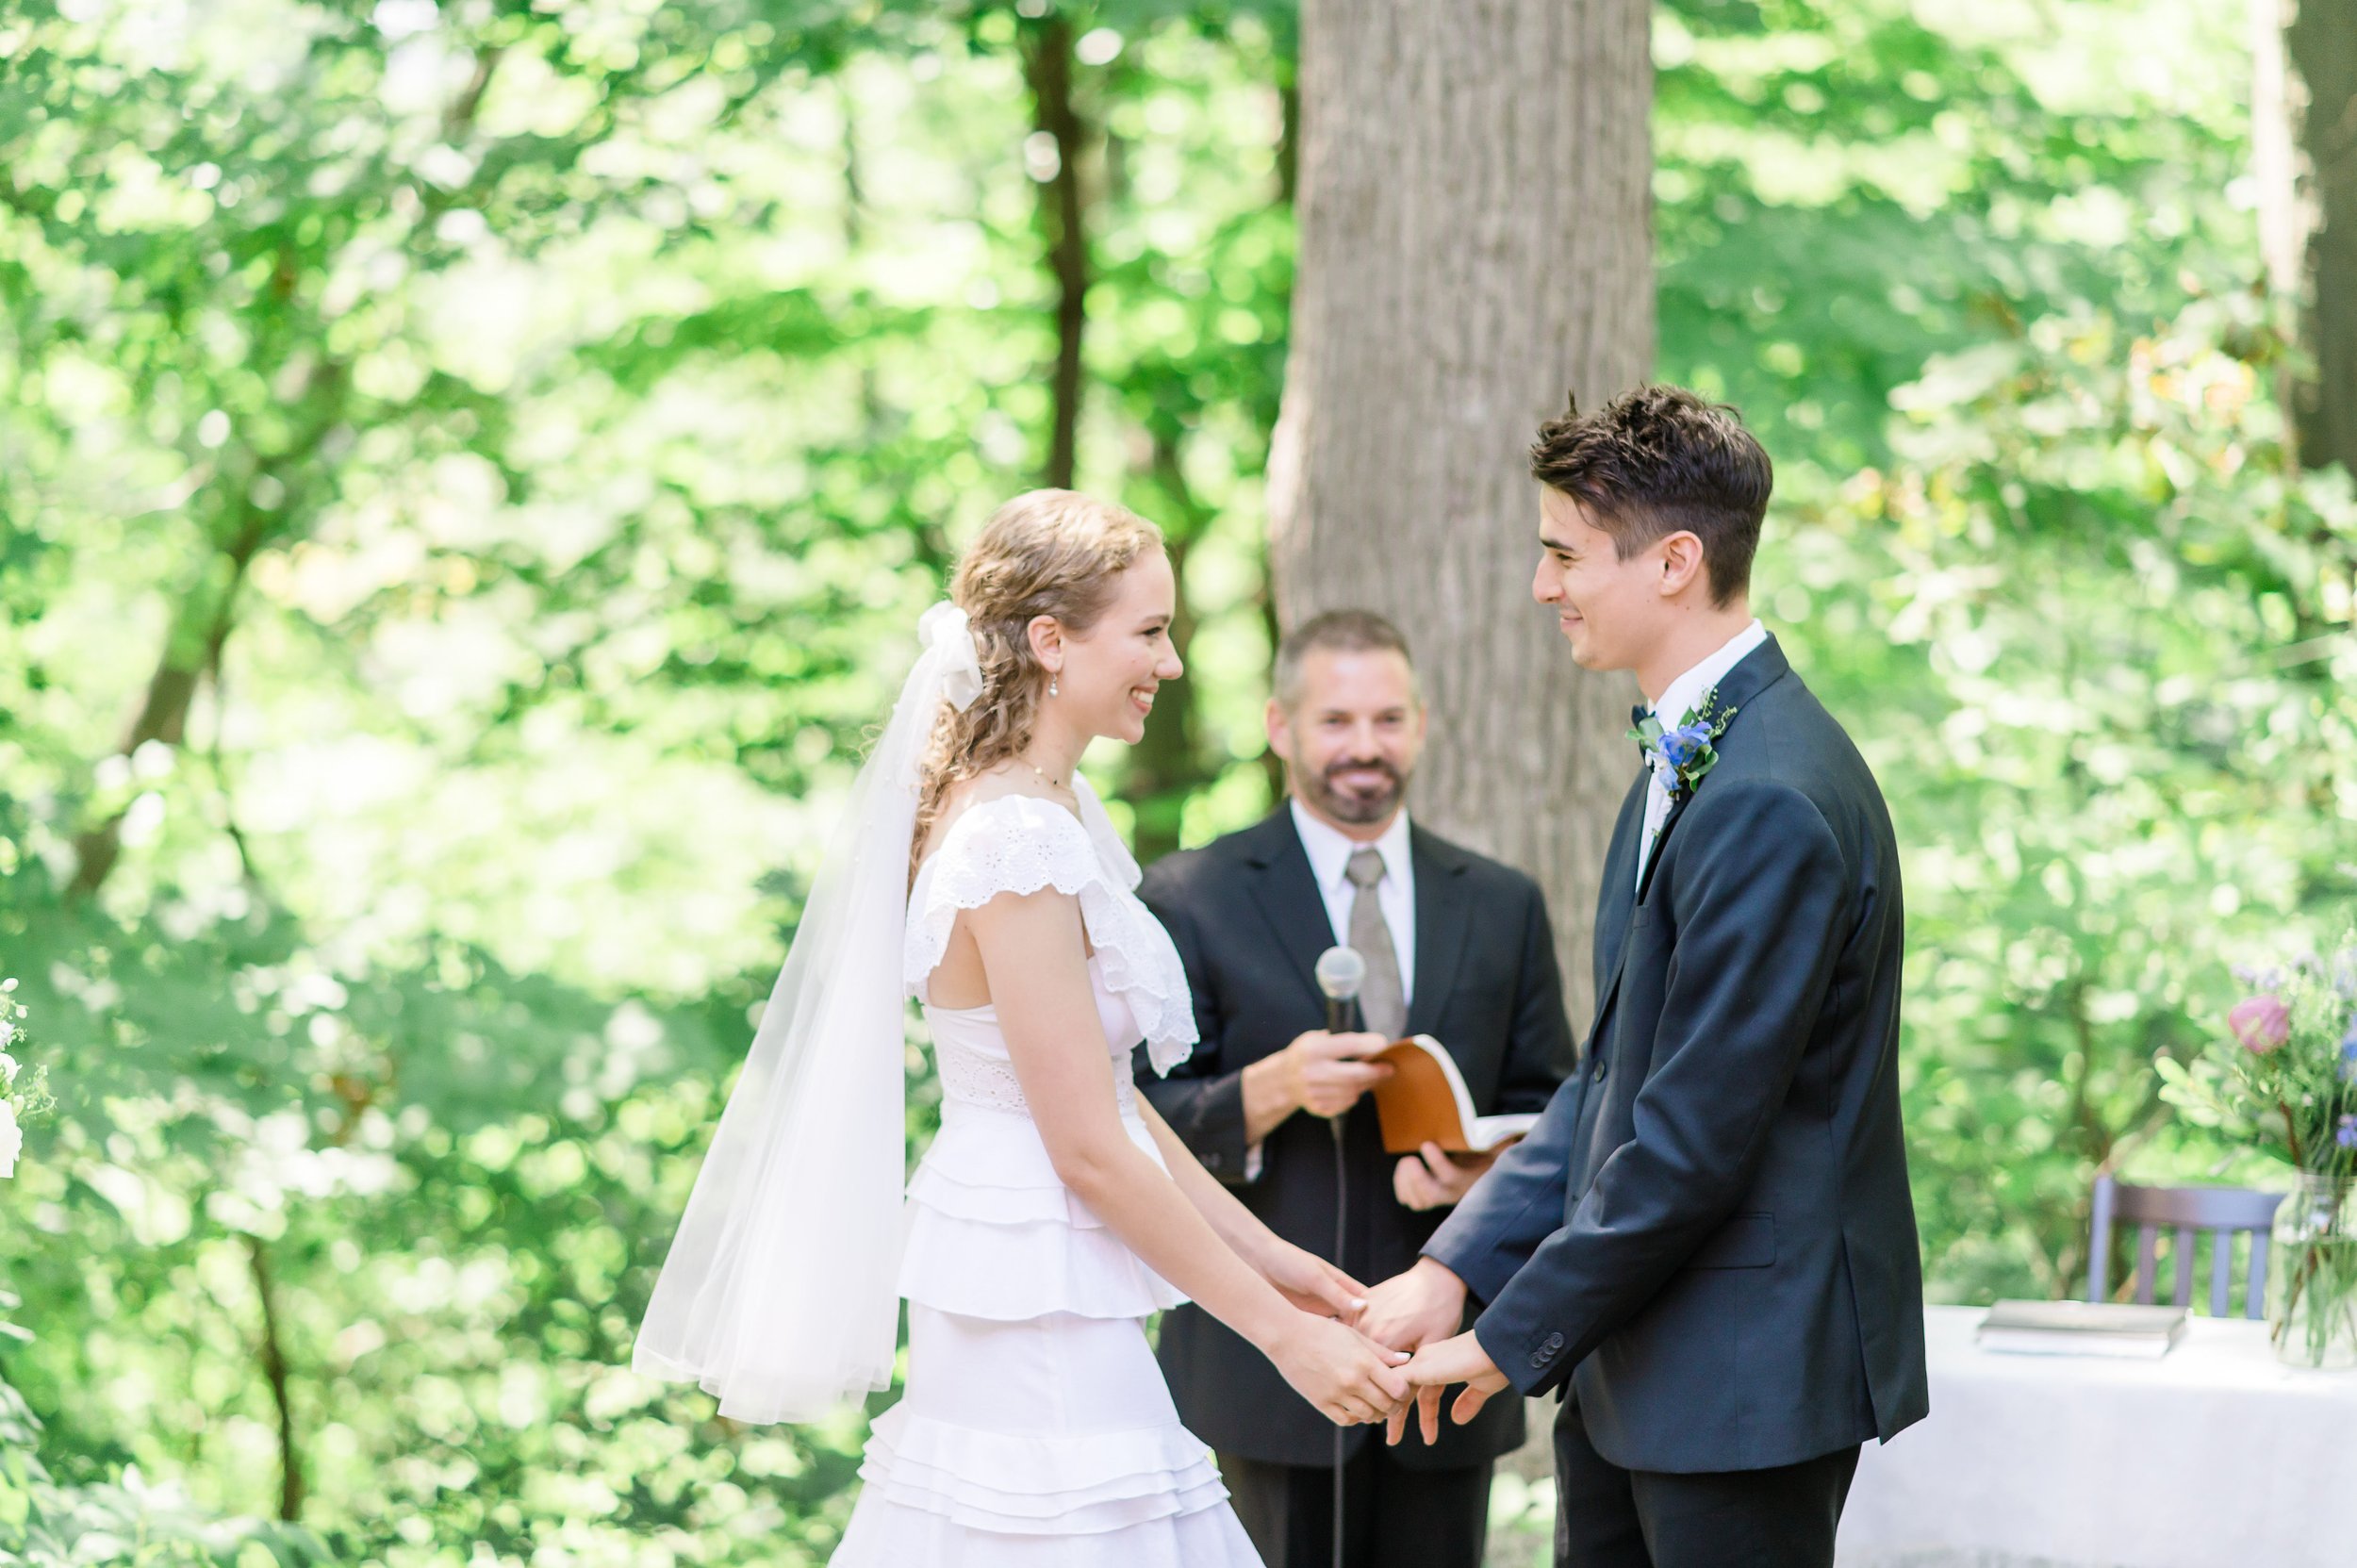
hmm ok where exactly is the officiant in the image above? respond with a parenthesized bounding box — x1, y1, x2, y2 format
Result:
(1136, 609, 1574, 1568)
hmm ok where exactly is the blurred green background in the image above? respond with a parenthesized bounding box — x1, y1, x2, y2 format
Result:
(2, 0, 2353, 1562)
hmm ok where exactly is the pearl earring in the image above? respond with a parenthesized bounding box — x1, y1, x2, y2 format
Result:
(1047, 674, 1060, 698)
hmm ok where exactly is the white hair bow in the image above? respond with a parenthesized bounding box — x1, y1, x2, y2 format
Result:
(918, 601, 984, 713)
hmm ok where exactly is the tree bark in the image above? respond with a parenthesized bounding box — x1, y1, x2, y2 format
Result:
(1268, 0, 1655, 1013)
(247, 1234, 305, 1522)
(68, 503, 272, 899)
(2288, 0, 2357, 473)
(1024, 18, 1089, 490)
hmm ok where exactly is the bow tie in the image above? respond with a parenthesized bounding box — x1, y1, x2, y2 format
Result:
(1632, 703, 1653, 764)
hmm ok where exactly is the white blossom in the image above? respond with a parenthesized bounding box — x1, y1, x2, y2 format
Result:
(0, 1101, 21, 1179)
(0, 1052, 16, 1085)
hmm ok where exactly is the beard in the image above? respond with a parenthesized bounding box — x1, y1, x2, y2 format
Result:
(1299, 756, 1408, 827)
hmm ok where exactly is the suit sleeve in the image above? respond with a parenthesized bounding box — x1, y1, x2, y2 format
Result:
(1471, 782, 1849, 1395)
(1422, 1071, 1584, 1304)
(1135, 867, 1257, 1185)
(1495, 881, 1574, 1114)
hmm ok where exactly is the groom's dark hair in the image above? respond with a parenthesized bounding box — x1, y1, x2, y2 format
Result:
(1528, 385, 1772, 606)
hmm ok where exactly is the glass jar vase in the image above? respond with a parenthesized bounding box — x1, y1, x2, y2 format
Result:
(2267, 1172, 2357, 1370)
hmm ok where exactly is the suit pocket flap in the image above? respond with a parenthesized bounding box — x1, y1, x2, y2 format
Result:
(1690, 1212, 1775, 1270)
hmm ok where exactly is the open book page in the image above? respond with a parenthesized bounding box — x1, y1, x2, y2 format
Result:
(1466, 1111, 1540, 1152)
(1368, 1035, 1538, 1154)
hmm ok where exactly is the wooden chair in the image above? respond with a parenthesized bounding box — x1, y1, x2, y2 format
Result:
(2087, 1174, 2286, 1319)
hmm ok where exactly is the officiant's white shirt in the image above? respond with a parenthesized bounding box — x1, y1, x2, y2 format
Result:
(1239, 802, 1417, 1181)
(1636, 619, 1768, 892)
(1289, 797, 1415, 1008)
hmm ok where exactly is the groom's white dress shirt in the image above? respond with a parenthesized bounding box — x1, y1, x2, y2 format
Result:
(1289, 798, 1416, 1008)
(1636, 619, 1768, 892)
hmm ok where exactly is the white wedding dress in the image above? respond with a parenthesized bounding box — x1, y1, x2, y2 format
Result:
(830, 778, 1264, 1566)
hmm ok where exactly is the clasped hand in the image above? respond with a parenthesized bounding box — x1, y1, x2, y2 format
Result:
(1358, 1258, 1512, 1446)
(1258, 1237, 1413, 1427)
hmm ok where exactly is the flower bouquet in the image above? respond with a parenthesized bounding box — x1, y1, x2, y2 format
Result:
(2162, 940, 2357, 1367)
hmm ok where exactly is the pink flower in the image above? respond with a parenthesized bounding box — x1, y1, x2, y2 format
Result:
(2229, 995, 2291, 1054)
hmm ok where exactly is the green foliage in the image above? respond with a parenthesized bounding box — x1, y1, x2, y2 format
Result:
(1649, 0, 2355, 1307)
(1764, 289, 2357, 1301)
(0, 1368, 329, 1568)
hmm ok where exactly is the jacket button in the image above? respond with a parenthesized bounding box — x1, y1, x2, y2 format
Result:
(1591, 1058, 1607, 1081)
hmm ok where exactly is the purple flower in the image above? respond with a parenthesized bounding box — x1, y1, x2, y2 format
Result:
(2231, 964, 2287, 995)
(2342, 1021, 2357, 1081)
(2338, 1114, 2357, 1151)
(1656, 719, 1714, 771)
(2229, 995, 2291, 1054)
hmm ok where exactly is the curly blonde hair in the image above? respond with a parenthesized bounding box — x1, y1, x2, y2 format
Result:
(911, 489, 1164, 884)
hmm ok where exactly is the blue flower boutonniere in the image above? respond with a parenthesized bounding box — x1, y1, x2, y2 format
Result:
(1629, 689, 1739, 804)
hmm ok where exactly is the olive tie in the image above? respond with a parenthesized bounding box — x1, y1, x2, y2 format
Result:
(1343, 847, 1408, 1040)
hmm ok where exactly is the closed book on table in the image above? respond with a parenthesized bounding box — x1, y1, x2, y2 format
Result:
(1367, 1035, 1538, 1156)
(1975, 1299, 2188, 1359)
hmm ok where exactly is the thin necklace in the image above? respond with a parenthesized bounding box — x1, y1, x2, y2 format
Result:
(1024, 753, 1075, 795)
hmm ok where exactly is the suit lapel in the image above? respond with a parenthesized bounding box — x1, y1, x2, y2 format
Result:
(1242, 812, 1335, 1010)
(1581, 636, 1796, 1042)
(1582, 775, 1648, 1044)
(1405, 828, 1471, 1038)
(1627, 634, 1793, 910)
(1633, 791, 1691, 906)
(1593, 772, 1647, 982)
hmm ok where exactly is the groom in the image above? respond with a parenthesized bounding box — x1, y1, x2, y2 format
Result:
(1364, 387, 1928, 1568)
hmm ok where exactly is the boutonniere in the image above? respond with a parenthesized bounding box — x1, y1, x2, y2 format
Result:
(1628, 688, 1739, 804)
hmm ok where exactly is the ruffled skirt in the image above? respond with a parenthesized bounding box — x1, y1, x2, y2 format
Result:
(832, 1103, 1260, 1564)
(834, 1308, 1261, 1565)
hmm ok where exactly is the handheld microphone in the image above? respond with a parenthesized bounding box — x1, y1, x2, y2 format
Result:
(1314, 945, 1366, 1036)
(1310, 943, 1366, 1563)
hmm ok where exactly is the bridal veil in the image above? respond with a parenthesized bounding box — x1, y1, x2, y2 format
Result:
(632, 602, 982, 1425)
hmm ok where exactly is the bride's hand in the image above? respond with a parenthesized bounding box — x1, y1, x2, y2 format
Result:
(1261, 1239, 1368, 1324)
(1267, 1312, 1410, 1427)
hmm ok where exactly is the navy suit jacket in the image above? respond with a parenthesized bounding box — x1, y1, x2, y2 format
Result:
(1426, 635, 1929, 1474)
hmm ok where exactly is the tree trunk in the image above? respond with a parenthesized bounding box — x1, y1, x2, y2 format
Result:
(1024, 17, 1089, 491)
(1268, 0, 1654, 1015)
(2288, 0, 2357, 473)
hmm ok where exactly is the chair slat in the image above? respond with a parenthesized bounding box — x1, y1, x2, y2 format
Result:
(2089, 1175, 2118, 1304)
(2084, 1178, 2287, 1319)
(2110, 1183, 2286, 1230)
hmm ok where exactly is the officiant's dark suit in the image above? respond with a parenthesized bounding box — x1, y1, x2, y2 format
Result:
(1426, 633, 1929, 1565)
(1137, 804, 1572, 1568)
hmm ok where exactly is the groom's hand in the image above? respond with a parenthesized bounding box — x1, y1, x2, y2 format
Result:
(1385, 1329, 1509, 1447)
(1359, 1257, 1468, 1352)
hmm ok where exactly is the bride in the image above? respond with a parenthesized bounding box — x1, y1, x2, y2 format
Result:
(635, 489, 1409, 1562)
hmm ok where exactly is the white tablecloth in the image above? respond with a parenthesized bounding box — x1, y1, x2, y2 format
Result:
(1836, 1305, 2357, 1568)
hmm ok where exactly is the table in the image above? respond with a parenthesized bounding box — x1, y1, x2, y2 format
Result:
(1835, 1305, 2357, 1568)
